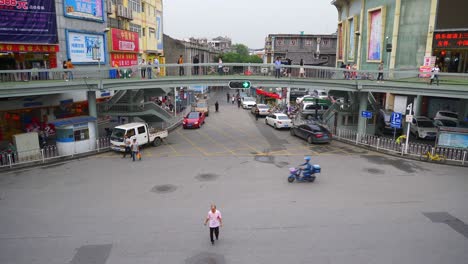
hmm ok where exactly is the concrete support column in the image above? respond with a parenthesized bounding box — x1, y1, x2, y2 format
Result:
(459, 99, 468, 121)
(87, 91, 98, 139)
(413, 95, 423, 116)
(357, 92, 368, 135)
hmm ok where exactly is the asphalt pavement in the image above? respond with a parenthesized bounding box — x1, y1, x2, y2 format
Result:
(0, 88, 467, 264)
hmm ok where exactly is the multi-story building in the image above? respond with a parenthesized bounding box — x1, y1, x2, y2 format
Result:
(264, 34, 337, 67)
(106, 0, 164, 67)
(208, 36, 232, 53)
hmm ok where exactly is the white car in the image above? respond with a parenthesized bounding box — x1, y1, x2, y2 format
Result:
(434, 111, 458, 122)
(265, 113, 292, 129)
(251, 104, 270, 116)
(241, 97, 256, 109)
(410, 116, 437, 139)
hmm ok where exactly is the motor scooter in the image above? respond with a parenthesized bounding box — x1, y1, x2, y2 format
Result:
(288, 165, 321, 183)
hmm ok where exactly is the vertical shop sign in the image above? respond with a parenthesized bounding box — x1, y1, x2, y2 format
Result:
(156, 12, 163, 51)
(368, 9, 382, 61)
(0, 0, 58, 43)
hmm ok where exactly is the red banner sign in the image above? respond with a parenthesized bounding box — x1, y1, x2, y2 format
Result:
(111, 28, 139, 52)
(0, 43, 59, 53)
(111, 53, 138, 67)
(433, 31, 468, 48)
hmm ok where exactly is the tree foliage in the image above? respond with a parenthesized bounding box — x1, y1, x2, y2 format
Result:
(218, 44, 263, 63)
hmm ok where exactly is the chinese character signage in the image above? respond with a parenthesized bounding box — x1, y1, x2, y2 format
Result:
(0, 43, 59, 52)
(368, 9, 382, 61)
(156, 12, 163, 51)
(111, 53, 138, 67)
(110, 28, 139, 52)
(0, 0, 57, 43)
(67, 30, 106, 64)
(64, 0, 104, 22)
(433, 31, 468, 49)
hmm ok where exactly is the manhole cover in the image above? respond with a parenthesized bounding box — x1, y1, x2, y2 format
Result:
(366, 168, 384, 174)
(151, 184, 177, 193)
(195, 173, 219, 181)
(254, 155, 274, 163)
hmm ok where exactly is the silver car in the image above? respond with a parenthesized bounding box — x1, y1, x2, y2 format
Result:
(251, 104, 270, 116)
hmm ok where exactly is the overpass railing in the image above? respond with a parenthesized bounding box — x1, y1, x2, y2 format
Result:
(1, 63, 468, 85)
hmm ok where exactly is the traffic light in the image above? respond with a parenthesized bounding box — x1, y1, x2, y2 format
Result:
(229, 81, 251, 89)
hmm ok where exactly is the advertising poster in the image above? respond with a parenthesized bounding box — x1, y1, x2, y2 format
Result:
(110, 28, 139, 52)
(368, 9, 382, 61)
(348, 19, 355, 61)
(156, 13, 164, 51)
(67, 31, 106, 64)
(438, 132, 468, 149)
(0, 0, 58, 43)
(64, 0, 104, 22)
(110, 53, 137, 67)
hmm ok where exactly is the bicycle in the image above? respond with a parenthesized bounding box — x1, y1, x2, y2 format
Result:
(419, 151, 446, 163)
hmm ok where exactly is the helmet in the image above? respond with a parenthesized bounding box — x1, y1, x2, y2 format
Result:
(304, 156, 311, 161)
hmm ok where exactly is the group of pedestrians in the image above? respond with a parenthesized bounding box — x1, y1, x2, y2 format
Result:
(139, 58, 160, 79)
(122, 135, 141, 161)
(226, 92, 241, 108)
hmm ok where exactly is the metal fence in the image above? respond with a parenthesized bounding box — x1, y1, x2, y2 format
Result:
(0, 137, 111, 170)
(334, 128, 468, 165)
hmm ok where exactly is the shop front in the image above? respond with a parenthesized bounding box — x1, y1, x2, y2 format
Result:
(109, 28, 139, 78)
(432, 31, 468, 73)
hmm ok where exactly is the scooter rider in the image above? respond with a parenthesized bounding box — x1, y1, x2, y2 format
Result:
(299, 156, 312, 177)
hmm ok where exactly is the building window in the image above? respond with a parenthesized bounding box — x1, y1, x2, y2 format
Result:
(108, 17, 119, 29)
(142, 27, 145, 37)
(129, 0, 141, 13)
(367, 6, 386, 62)
(141, 3, 145, 12)
(74, 129, 89, 141)
(149, 27, 155, 38)
(130, 23, 142, 37)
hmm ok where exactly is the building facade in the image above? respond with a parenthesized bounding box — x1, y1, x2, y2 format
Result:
(264, 34, 337, 67)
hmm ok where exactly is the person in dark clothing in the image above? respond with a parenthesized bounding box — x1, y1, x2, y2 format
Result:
(215, 101, 219, 112)
(237, 97, 241, 108)
(255, 107, 260, 121)
(226, 93, 230, 103)
(193, 55, 199, 75)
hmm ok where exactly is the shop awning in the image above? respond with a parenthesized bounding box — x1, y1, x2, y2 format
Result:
(256, 89, 281, 99)
(50, 116, 97, 127)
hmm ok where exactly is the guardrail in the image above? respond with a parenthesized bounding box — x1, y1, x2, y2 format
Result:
(0, 137, 111, 170)
(2, 63, 468, 85)
(334, 127, 467, 165)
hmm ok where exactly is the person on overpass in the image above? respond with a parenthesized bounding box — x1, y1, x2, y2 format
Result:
(226, 92, 230, 103)
(215, 101, 219, 112)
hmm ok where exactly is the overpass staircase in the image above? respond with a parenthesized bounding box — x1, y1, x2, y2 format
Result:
(98, 88, 174, 124)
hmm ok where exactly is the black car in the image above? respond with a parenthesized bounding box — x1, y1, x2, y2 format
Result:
(290, 123, 332, 144)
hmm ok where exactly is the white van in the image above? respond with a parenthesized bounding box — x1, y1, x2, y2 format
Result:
(110, 122, 168, 152)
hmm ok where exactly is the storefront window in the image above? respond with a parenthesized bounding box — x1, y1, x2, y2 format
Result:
(56, 128, 74, 142)
(73, 129, 89, 141)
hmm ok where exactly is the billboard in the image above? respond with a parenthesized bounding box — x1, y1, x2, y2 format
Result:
(0, 0, 58, 43)
(110, 28, 139, 52)
(110, 53, 137, 67)
(66, 30, 106, 64)
(348, 18, 355, 61)
(64, 0, 104, 22)
(368, 9, 382, 61)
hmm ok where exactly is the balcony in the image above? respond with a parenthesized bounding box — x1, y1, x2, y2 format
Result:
(116, 5, 133, 20)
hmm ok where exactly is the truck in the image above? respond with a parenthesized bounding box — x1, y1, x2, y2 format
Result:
(110, 122, 168, 152)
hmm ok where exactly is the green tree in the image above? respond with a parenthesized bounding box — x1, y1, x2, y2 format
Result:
(218, 43, 263, 63)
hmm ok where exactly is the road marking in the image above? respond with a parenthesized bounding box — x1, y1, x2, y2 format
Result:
(196, 130, 237, 156)
(175, 130, 210, 156)
(205, 120, 262, 154)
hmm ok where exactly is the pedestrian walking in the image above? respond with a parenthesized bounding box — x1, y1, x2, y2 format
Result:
(299, 58, 305, 78)
(131, 138, 140, 161)
(237, 97, 241, 108)
(62, 60, 68, 80)
(153, 57, 160, 78)
(193, 55, 199, 75)
(215, 101, 219, 112)
(122, 135, 131, 158)
(286, 58, 292, 77)
(218, 57, 223, 75)
(178, 55, 184, 76)
(231, 96, 235, 104)
(140, 59, 146, 79)
(226, 92, 230, 103)
(274, 57, 282, 78)
(147, 60, 153, 79)
(204, 204, 222, 245)
(430, 64, 440, 85)
(66, 59, 74, 80)
(377, 62, 384, 83)
(255, 107, 260, 121)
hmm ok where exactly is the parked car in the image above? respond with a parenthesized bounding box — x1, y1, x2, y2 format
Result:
(300, 102, 330, 119)
(433, 118, 459, 128)
(410, 116, 437, 139)
(265, 113, 292, 129)
(251, 104, 270, 116)
(241, 97, 256, 109)
(194, 100, 210, 116)
(290, 123, 332, 144)
(183, 111, 206, 129)
(110, 122, 168, 151)
(434, 111, 459, 121)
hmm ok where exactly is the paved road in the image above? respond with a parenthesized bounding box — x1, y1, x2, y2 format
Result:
(0, 88, 467, 264)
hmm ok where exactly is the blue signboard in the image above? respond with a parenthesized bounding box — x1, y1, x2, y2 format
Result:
(361, 111, 373, 119)
(64, 0, 104, 22)
(390, 112, 402, 129)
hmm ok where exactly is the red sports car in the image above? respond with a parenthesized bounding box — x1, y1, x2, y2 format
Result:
(183, 111, 205, 129)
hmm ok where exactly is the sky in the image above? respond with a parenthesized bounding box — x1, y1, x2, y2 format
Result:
(162, 0, 338, 49)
